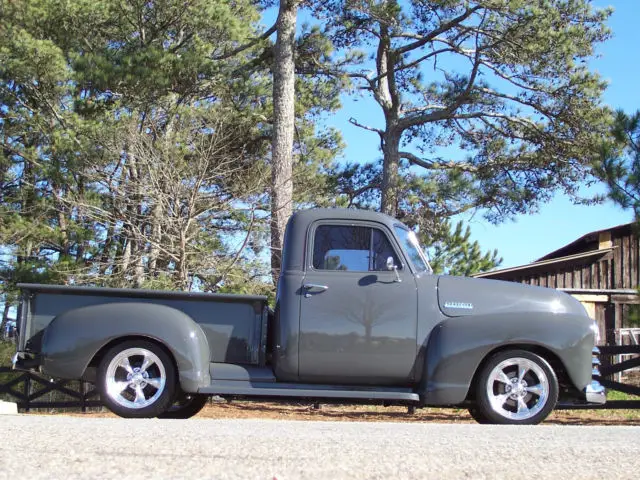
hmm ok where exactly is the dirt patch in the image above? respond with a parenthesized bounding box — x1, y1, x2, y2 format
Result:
(195, 401, 640, 426)
(52, 400, 640, 425)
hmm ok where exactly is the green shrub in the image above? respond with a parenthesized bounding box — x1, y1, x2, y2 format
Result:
(0, 340, 15, 367)
(0, 341, 21, 402)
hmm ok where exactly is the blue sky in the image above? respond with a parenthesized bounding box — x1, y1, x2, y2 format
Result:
(313, 1, 640, 269)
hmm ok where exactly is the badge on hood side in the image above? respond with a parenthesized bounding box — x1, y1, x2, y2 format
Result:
(443, 301, 474, 310)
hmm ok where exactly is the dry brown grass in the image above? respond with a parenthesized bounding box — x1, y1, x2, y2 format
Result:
(51, 399, 640, 426)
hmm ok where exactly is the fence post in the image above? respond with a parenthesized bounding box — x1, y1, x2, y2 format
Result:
(80, 382, 86, 413)
(23, 374, 31, 413)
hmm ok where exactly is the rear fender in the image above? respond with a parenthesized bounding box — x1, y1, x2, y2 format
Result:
(419, 312, 594, 405)
(41, 302, 210, 392)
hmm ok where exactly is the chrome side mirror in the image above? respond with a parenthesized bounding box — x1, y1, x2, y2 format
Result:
(386, 256, 402, 283)
(385, 256, 395, 271)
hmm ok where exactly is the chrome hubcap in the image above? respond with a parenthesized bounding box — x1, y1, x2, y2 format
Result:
(486, 357, 549, 421)
(105, 348, 166, 409)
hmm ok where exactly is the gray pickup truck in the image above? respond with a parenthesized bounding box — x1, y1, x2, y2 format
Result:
(13, 208, 605, 424)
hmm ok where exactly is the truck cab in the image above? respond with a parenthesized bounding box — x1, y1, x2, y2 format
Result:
(273, 209, 435, 386)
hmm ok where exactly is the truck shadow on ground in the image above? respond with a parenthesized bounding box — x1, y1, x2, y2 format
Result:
(197, 401, 640, 426)
(200, 401, 473, 423)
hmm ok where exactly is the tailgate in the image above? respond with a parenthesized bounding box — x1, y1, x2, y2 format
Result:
(13, 286, 43, 370)
(15, 286, 56, 354)
(15, 288, 33, 353)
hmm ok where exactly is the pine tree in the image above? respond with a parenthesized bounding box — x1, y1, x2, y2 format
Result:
(428, 220, 501, 276)
(0, 0, 277, 299)
(310, 0, 612, 220)
(595, 110, 640, 218)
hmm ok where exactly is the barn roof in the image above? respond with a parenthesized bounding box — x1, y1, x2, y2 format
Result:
(474, 221, 636, 279)
(473, 248, 613, 278)
(536, 222, 635, 261)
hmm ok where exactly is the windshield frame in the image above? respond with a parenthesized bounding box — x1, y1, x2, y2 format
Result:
(393, 224, 433, 275)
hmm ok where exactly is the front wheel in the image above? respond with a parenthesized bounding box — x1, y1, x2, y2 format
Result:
(98, 340, 176, 418)
(467, 408, 490, 424)
(474, 349, 558, 425)
(158, 393, 209, 419)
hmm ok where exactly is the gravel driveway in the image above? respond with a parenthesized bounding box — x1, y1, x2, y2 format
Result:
(1, 416, 639, 479)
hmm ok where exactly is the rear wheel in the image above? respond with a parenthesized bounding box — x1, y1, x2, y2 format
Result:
(98, 340, 176, 418)
(474, 349, 558, 425)
(158, 393, 209, 419)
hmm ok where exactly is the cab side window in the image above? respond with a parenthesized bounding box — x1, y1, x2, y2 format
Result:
(313, 225, 401, 271)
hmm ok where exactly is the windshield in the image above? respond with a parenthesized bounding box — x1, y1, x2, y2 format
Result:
(394, 226, 433, 274)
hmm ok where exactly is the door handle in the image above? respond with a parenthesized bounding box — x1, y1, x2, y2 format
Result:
(303, 283, 329, 297)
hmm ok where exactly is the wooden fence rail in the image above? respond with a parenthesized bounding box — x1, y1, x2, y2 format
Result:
(558, 344, 640, 409)
(594, 344, 640, 408)
(0, 367, 101, 412)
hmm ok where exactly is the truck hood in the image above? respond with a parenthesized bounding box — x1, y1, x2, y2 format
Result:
(436, 275, 588, 318)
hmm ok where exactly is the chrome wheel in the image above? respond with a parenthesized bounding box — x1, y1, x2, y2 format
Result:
(475, 349, 558, 425)
(105, 347, 167, 410)
(486, 357, 549, 421)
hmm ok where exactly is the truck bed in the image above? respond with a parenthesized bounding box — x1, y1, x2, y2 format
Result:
(16, 283, 269, 365)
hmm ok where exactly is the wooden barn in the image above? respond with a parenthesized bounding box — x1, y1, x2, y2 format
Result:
(474, 222, 640, 346)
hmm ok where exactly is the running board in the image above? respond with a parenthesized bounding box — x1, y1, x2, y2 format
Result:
(199, 380, 420, 402)
(209, 363, 276, 382)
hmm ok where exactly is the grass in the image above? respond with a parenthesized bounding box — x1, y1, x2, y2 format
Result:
(607, 390, 640, 401)
(546, 385, 640, 424)
(0, 340, 15, 366)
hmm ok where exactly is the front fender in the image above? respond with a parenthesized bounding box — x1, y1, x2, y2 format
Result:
(419, 311, 594, 405)
(41, 302, 210, 392)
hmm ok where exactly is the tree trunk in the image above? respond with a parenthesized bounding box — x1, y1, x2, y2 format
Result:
(270, 0, 299, 283)
(148, 205, 162, 277)
(99, 222, 115, 276)
(381, 129, 401, 217)
(120, 234, 132, 279)
(75, 179, 86, 263)
(375, 20, 401, 219)
(133, 242, 145, 288)
(177, 231, 189, 290)
(56, 209, 70, 256)
(0, 302, 10, 341)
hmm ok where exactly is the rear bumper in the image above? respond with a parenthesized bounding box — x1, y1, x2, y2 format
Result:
(11, 351, 41, 371)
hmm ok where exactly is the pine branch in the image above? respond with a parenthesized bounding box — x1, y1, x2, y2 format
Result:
(212, 23, 277, 61)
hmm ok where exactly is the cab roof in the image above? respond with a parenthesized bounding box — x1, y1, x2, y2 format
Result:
(290, 208, 398, 226)
(282, 208, 404, 273)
